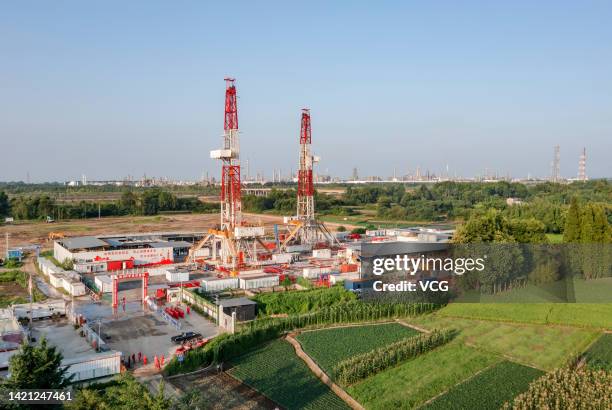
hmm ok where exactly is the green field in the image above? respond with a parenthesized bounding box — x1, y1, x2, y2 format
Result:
(454, 277, 612, 304)
(439, 302, 612, 329)
(422, 361, 544, 410)
(228, 339, 349, 410)
(584, 334, 612, 370)
(409, 315, 598, 370)
(296, 323, 418, 376)
(347, 342, 499, 409)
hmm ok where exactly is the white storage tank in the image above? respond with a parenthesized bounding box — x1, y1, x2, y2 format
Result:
(200, 277, 239, 292)
(312, 248, 332, 259)
(165, 268, 190, 283)
(239, 274, 279, 289)
(95, 275, 113, 293)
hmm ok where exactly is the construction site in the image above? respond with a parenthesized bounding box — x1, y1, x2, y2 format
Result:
(1, 78, 451, 386)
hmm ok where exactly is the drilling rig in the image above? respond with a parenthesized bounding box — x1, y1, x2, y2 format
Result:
(192, 78, 265, 270)
(281, 109, 335, 249)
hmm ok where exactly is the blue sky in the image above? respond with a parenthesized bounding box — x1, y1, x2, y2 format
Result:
(1, 1, 611, 181)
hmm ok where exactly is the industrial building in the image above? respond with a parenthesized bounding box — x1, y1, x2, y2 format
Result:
(53, 232, 206, 273)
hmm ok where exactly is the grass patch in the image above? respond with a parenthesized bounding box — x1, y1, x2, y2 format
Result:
(228, 339, 349, 410)
(409, 315, 598, 370)
(296, 323, 418, 376)
(422, 361, 544, 410)
(584, 334, 612, 370)
(347, 342, 499, 409)
(439, 302, 612, 329)
(0, 270, 46, 307)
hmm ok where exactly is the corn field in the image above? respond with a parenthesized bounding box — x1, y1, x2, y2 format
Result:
(503, 367, 612, 410)
(333, 329, 455, 385)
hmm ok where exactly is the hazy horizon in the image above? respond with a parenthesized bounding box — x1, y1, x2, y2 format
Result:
(1, 1, 611, 182)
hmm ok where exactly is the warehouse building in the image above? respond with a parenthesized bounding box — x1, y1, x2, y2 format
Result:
(54, 232, 205, 272)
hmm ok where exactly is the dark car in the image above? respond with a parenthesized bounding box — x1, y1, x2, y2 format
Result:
(171, 331, 202, 344)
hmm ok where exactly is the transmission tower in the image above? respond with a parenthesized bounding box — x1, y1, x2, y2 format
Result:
(578, 147, 587, 181)
(551, 145, 561, 182)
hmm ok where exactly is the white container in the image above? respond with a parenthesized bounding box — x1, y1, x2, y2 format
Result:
(201, 277, 239, 292)
(272, 253, 294, 264)
(49, 272, 65, 289)
(286, 244, 312, 253)
(234, 226, 265, 238)
(239, 274, 279, 289)
(312, 248, 332, 259)
(63, 278, 86, 296)
(62, 351, 122, 382)
(166, 269, 190, 283)
(95, 275, 113, 293)
(302, 266, 332, 278)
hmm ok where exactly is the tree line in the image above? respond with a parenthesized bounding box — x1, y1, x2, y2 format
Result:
(0, 189, 217, 220)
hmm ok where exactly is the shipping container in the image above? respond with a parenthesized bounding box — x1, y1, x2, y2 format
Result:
(340, 263, 359, 273)
(239, 274, 279, 289)
(49, 272, 66, 289)
(200, 277, 239, 292)
(94, 275, 113, 293)
(302, 266, 332, 278)
(272, 253, 295, 264)
(62, 351, 122, 382)
(165, 268, 190, 283)
(312, 248, 332, 258)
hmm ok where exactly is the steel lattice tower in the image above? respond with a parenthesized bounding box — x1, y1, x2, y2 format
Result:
(551, 145, 561, 182)
(578, 147, 587, 181)
(220, 78, 242, 230)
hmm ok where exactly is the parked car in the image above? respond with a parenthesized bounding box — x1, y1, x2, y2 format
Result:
(170, 331, 202, 344)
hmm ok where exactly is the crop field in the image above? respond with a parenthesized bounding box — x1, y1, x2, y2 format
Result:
(422, 361, 544, 410)
(438, 302, 612, 329)
(228, 339, 349, 410)
(584, 334, 612, 370)
(408, 315, 598, 370)
(296, 323, 418, 376)
(347, 342, 499, 409)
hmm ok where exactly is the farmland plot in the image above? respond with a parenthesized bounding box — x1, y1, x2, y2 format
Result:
(228, 339, 349, 410)
(296, 323, 418, 376)
(422, 361, 544, 410)
(584, 333, 612, 370)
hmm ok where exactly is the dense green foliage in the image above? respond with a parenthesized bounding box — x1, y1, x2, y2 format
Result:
(0, 190, 9, 216)
(3, 189, 217, 220)
(3, 338, 72, 390)
(65, 374, 171, 410)
(253, 286, 356, 315)
(503, 367, 612, 410)
(297, 323, 418, 375)
(424, 361, 544, 410)
(165, 301, 438, 375)
(228, 339, 349, 410)
(333, 329, 455, 385)
(585, 334, 612, 371)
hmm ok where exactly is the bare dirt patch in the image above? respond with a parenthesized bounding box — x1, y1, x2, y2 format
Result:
(168, 370, 279, 410)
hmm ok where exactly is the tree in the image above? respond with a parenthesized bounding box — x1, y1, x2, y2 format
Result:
(0, 191, 9, 216)
(120, 190, 137, 213)
(336, 225, 346, 232)
(5, 338, 73, 390)
(563, 196, 582, 243)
